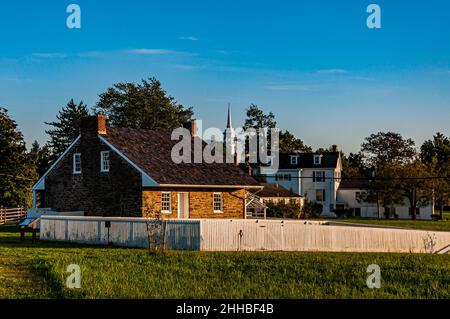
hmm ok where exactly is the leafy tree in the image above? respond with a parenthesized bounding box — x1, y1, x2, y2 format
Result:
(243, 104, 277, 130)
(420, 133, 450, 219)
(93, 77, 193, 130)
(396, 161, 433, 220)
(341, 152, 367, 178)
(243, 104, 277, 162)
(365, 163, 405, 219)
(279, 130, 312, 153)
(0, 108, 37, 207)
(45, 99, 89, 161)
(361, 132, 417, 167)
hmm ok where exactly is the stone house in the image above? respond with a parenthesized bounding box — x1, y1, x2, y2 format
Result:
(32, 116, 262, 219)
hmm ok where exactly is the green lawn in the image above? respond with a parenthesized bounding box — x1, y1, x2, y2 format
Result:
(324, 211, 450, 232)
(0, 225, 449, 299)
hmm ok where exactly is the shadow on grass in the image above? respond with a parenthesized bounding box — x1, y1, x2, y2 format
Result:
(29, 258, 85, 299)
(0, 225, 140, 250)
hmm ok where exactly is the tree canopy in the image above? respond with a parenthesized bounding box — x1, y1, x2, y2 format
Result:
(45, 99, 90, 161)
(0, 108, 37, 207)
(93, 77, 193, 130)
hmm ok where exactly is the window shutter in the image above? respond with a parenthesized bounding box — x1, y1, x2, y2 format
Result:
(313, 171, 316, 182)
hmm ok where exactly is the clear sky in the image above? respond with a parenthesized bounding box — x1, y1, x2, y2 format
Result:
(0, 0, 449, 154)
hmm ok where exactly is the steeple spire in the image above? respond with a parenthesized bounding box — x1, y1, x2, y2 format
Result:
(226, 103, 233, 129)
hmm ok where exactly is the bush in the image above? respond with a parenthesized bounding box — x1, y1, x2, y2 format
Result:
(266, 201, 301, 219)
(300, 199, 323, 219)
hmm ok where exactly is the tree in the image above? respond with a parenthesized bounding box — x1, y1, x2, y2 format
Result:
(420, 133, 450, 219)
(341, 152, 367, 179)
(93, 77, 193, 130)
(361, 132, 417, 167)
(0, 108, 37, 207)
(279, 130, 312, 153)
(397, 161, 432, 220)
(243, 104, 277, 130)
(45, 99, 90, 161)
(243, 104, 277, 163)
(365, 163, 405, 219)
(29, 141, 51, 178)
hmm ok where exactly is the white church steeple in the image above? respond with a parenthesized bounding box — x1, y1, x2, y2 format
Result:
(224, 103, 237, 161)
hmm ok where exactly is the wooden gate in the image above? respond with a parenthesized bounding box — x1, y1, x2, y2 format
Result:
(0, 207, 26, 225)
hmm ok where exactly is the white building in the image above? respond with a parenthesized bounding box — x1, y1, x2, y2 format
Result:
(336, 180, 433, 220)
(259, 152, 433, 220)
(258, 151, 342, 216)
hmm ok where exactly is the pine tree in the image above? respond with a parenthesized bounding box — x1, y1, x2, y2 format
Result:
(45, 99, 89, 161)
(29, 141, 51, 178)
(0, 108, 37, 207)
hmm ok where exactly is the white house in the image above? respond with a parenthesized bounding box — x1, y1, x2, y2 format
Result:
(258, 150, 342, 216)
(336, 180, 433, 220)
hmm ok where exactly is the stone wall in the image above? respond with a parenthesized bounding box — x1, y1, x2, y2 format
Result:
(45, 119, 142, 217)
(142, 188, 245, 219)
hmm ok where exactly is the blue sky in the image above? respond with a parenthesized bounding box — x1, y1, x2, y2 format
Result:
(0, 0, 449, 153)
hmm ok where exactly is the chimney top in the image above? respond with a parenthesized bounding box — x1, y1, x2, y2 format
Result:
(80, 115, 107, 136)
(183, 119, 197, 138)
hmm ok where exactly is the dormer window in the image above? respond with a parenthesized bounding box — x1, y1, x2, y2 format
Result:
(101, 151, 110, 172)
(313, 155, 322, 165)
(290, 155, 299, 165)
(73, 153, 81, 174)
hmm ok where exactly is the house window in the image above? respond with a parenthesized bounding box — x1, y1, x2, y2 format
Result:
(313, 155, 322, 165)
(313, 171, 325, 182)
(213, 193, 223, 213)
(356, 192, 367, 202)
(73, 153, 81, 174)
(316, 189, 325, 202)
(290, 155, 299, 165)
(161, 192, 172, 213)
(276, 174, 292, 181)
(101, 151, 110, 172)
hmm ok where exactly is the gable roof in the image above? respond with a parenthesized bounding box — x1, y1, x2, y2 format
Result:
(256, 183, 302, 198)
(338, 179, 370, 190)
(102, 127, 260, 187)
(278, 152, 340, 169)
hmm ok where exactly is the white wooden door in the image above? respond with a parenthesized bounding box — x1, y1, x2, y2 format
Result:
(178, 193, 189, 219)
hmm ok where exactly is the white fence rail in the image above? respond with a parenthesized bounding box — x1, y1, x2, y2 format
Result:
(40, 216, 450, 254)
(0, 207, 26, 225)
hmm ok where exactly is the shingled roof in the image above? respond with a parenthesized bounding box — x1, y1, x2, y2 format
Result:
(256, 183, 302, 198)
(103, 127, 260, 187)
(278, 152, 340, 169)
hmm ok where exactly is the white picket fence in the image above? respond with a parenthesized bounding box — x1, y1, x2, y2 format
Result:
(39, 216, 450, 254)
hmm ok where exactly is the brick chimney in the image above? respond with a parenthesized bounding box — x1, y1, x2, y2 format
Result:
(182, 119, 197, 138)
(80, 115, 107, 136)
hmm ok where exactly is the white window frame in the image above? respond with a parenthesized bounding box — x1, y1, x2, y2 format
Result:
(161, 192, 172, 214)
(313, 155, 321, 165)
(313, 171, 325, 183)
(73, 153, 81, 174)
(100, 151, 110, 173)
(316, 189, 325, 202)
(213, 192, 224, 213)
(290, 155, 299, 165)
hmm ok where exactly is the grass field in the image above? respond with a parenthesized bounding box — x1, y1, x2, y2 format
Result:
(323, 211, 450, 232)
(0, 225, 449, 299)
